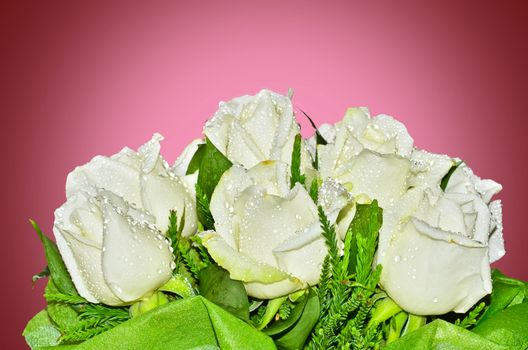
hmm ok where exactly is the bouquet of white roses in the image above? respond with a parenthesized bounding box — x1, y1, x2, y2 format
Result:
(24, 89, 527, 349)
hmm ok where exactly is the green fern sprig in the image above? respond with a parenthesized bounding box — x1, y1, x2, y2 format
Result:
(306, 201, 385, 349)
(196, 184, 215, 230)
(44, 292, 87, 305)
(455, 302, 487, 329)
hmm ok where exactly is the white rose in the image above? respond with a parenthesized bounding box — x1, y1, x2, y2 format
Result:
(53, 189, 175, 305)
(313, 107, 413, 176)
(314, 109, 505, 315)
(204, 89, 313, 171)
(66, 133, 197, 236)
(315, 107, 414, 210)
(200, 160, 351, 299)
(378, 162, 504, 315)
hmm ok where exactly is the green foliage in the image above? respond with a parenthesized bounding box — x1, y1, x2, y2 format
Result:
(32, 265, 50, 285)
(472, 303, 528, 349)
(165, 209, 198, 286)
(166, 210, 184, 266)
(278, 298, 296, 320)
(197, 137, 232, 207)
(198, 264, 250, 321)
(306, 201, 384, 349)
(274, 289, 320, 350)
(188, 138, 233, 230)
(23, 310, 61, 349)
(31, 220, 78, 295)
(24, 278, 131, 347)
(299, 109, 327, 170)
(185, 142, 206, 175)
(251, 303, 268, 326)
(44, 292, 87, 305)
(309, 178, 319, 203)
(455, 302, 487, 329)
(264, 296, 308, 336)
(196, 183, 215, 230)
(178, 234, 209, 280)
(290, 133, 306, 188)
(385, 319, 507, 350)
(166, 209, 211, 285)
(480, 269, 527, 322)
(46, 297, 275, 350)
(440, 160, 463, 191)
(61, 304, 130, 343)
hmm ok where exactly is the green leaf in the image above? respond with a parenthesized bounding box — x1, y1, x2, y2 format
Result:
(195, 138, 232, 230)
(159, 274, 195, 298)
(274, 289, 320, 350)
(263, 294, 308, 336)
(369, 297, 402, 327)
(309, 179, 319, 203)
(472, 302, 528, 349)
(39, 297, 275, 350)
(290, 134, 305, 188)
(257, 297, 288, 330)
(299, 109, 327, 170)
(480, 269, 527, 322)
(455, 302, 486, 329)
(196, 184, 215, 230)
(198, 264, 250, 321)
(197, 138, 233, 202)
(30, 220, 78, 295)
(440, 160, 463, 191)
(385, 319, 507, 350)
(44, 279, 83, 333)
(23, 310, 61, 349)
(350, 201, 383, 286)
(185, 142, 206, 175)
(47, 303, 80, 333)
(386, 312, 408, 344)
(202, 299, 276, 350)
(32, 265, 50, 285)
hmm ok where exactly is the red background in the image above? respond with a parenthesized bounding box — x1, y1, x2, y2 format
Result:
(2, 1, 527, 348)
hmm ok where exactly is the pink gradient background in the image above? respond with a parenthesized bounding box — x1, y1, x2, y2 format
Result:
(2, 1, 527, 347)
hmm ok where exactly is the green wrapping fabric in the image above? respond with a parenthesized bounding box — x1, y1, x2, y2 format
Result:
(36, 297, 276, 350)
(384, 319, 507, 350)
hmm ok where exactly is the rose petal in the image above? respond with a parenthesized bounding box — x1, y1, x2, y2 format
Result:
(200, 231, 292, 284)
(488, 200, 505, 263)
(380, 218, 491, 315)
(172, 139, 204, 176)
(237, 184, 318, 268)
(100, 198, 173, 303)
(273, 222, 327, 286)
(337, 150, 411, 209)
(66, 156, 142, 207)
(53, 192, 121, 305)
(141, 171, 196, 235)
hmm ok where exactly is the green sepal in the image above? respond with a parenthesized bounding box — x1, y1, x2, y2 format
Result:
(440, 160, 463, 191)
(274, 289, 320, 350)
(290, 134, 305, 188)
(185, 142, 206, 175)
(30, 220, 77, 295)
(159, 274, 195, 298)
(198, 264, 250, 321)
(129, 292, 170, 318)
(263, 293, 308, 336)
